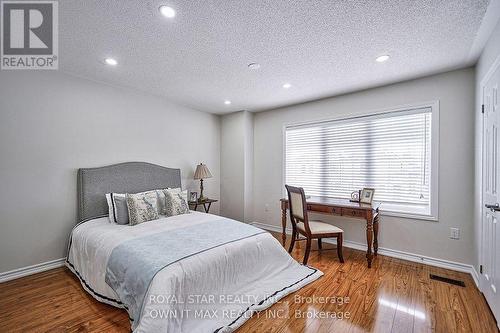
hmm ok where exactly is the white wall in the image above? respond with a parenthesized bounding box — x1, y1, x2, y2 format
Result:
(220, 111, 254, 222)
(220, 112, 245, 220)
(243, 111, 254, 223)
(475, 18, 500, 272)
(0, 71, 220, 273)
(253, 68, 475, 265)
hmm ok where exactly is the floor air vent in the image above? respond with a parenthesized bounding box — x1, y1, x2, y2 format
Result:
(429, 274, 465, 287)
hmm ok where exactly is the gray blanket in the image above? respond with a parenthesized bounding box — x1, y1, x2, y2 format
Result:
(105, 218, 266, 327)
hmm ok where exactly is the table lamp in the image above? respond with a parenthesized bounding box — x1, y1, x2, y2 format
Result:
(194, 163, 212, 202)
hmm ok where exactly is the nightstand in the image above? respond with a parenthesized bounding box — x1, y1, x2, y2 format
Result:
(188, 199, 218, 213)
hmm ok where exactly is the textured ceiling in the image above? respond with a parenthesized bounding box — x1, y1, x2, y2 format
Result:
(59, 0, 493, 114)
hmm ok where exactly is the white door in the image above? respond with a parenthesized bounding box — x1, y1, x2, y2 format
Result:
(481, 61, 500, 322)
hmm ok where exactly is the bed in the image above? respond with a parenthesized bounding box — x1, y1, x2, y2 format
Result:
(66, 162, 322, 332)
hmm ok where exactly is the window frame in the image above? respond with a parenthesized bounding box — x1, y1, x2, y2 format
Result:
(282, 101, 440, 221)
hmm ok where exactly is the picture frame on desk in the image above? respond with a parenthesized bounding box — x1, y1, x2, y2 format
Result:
(189, 191, 198, 202)
(360, 188, 375, 204)
(350, 190, 361, 202)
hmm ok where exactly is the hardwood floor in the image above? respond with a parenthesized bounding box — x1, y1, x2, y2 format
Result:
(0, 233, 497, 333)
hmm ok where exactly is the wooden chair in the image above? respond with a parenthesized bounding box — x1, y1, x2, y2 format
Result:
(285, 185, 344, 265)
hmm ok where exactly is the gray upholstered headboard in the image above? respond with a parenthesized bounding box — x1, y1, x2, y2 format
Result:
(77, 162, 181, 222)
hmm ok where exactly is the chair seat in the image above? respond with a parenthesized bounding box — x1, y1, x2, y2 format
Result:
(297, 221, 343, 234)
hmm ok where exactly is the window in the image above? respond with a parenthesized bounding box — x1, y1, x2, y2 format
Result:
(284, 103, 439, 220)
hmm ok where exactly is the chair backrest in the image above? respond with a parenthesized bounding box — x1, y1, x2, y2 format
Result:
(285, 185, 311, 234)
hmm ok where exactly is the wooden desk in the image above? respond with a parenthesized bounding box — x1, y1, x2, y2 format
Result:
(280, 197, 380, 268)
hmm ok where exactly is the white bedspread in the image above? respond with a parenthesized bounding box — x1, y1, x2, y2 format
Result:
(66, 211, 322, 332)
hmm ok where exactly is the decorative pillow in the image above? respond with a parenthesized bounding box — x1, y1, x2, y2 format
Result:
(105, 193, 130, 225)
(163, 188, 187, 202)
(106, 193, 117, 223)
(156, 188, 172, 215)
(163, 189, 189, 217)
(126, 191, 160, 225)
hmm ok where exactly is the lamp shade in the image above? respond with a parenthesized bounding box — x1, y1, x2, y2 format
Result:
(194, 163, 212, 180)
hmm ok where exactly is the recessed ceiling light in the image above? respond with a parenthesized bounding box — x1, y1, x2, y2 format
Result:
(376, 55, 390, 63)
(104, 58, 118, 66)
(159, 5, 176, 18)
(248, 63, 260, 70)
(283, 83, 292, 89)
(224, 100, 231, 105)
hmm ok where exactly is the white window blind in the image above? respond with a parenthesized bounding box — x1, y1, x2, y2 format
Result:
(285, 107, 436, 217)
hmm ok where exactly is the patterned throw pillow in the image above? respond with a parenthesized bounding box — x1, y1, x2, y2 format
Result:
(163, 189, 189, 217)
(156, 188, 176, 215)
(126, 191, 160, 225)
(163, 188, 187, 204)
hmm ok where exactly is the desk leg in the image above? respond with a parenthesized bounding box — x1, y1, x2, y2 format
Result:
(366, 210, 373, 268)
(281, 207, 287, 247)
(205, 202, 212, 213)
(373, 213, 379, 256)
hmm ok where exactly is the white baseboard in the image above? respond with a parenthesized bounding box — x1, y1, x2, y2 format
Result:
(470, 266, 480, 288)
(252, 222, 480, 288)
(0, 258, 66, 283)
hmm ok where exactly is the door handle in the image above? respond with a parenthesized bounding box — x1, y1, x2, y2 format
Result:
(485, 203, 500, 211)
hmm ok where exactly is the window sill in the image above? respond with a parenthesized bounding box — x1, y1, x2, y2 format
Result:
(379, 209, 438, 222)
